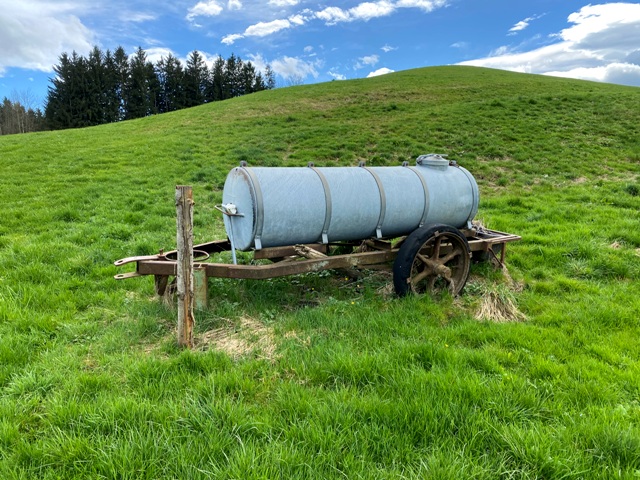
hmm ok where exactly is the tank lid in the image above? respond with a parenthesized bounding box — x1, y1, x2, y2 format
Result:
(417, 154, 449, 168)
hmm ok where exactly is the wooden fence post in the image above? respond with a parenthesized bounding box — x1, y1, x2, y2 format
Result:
(176, 185, 194, 349)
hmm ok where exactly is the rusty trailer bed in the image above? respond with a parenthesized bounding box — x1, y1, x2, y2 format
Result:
(114, 227, 520, 287)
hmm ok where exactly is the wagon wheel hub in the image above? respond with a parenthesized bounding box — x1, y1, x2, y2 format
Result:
(423, 255, 452, 278)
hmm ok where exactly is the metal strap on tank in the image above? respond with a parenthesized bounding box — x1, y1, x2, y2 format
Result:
(308, 163, 332, 244)
(239, 166, 265, 250)
(359, 163, 386, 238)
(405, 164, 430, 228)
(457, 165, 479, 228)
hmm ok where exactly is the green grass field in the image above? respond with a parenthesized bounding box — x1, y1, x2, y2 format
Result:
(1, 66, 639, 478)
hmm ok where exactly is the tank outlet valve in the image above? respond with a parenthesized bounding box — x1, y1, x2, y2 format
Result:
(215, 203, 243, 216)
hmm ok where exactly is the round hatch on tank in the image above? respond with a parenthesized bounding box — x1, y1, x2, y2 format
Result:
(416, 154, 449, 169)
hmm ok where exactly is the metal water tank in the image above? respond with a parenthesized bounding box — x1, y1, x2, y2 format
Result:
(221, 154, 479, 251)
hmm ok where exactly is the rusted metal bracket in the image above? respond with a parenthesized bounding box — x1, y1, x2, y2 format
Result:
(114, 254, 165, 267)
(114, 271, 144, 280)
(254, 243, 328, 260)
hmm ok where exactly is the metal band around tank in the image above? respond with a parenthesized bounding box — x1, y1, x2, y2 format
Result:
(360, 166, 387, 238)
(406, 166, 430, 228)
(308, 164, 332, 244)
(239, 167, 265, 250)
(457, 165, 479, 227)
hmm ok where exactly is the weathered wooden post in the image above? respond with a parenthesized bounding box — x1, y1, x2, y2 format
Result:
(176, 185, 194, 349)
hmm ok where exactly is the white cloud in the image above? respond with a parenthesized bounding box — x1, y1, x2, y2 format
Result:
(186, 1, 223, 22)
(362, 55, 379, 65)
(367, 67, 394, 77)
(490, 45, 511, 56)
(222, 9, 315, 44)
(245, 53, 284, 78)
(349, 1, 395, 21)
(381, 44, 397, 52)
(0, 1, 95, 74)
(220, 0, 448, 44)
(222, 33, 244, 45)
(288, 14, 307, 25)
(315, 0, 401, 25)
(245, 19, 291, 37)
(509, 20, 529, 33)
(561, 3, 638, 43)
(450, 41, 468, 49)
(315, 6, 351, 24)
(356, 54, 380, 69)
(228, 0, 242, 10)
(544, 62, 640, 85)
(304, 46, 314, 53)
(145, 47, 177, 64)
(460, 42, 598, 75)
(508, 14, 544, 35)
(460, 3, 640, 86)
(269, 0, 299, 5)
(396, 0, 448, 12)
(328, 71, 346, 80)
(271, 56, 319, 80)
(123, 12, 157, 23)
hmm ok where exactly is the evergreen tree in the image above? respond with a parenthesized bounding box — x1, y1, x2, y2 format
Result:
(224, 54, 242, 98)
(184, 50, 208, 107)
(86, 46, 106, 125)
(69, 52, 91, 127)
(207, 56, 226, 102)
(102, 49, 121, 123)
(147, 61, 161, 114)
(253, 72, 266, 92)
(124, 47, 158, 119)
(45, 52, 75, 129)
(241, 61, 256, 95)
(112, 46, 130, 121)
(28, 107, 45, 133)
(156, 54, 186, 113)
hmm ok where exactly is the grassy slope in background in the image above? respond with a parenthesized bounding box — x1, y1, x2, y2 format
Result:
(0, 66, 639, 478)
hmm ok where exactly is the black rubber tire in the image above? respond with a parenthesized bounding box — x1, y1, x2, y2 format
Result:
(393, 224, 471, 297)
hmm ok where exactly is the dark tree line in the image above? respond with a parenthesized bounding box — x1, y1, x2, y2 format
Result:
(45, 46, 276, 130)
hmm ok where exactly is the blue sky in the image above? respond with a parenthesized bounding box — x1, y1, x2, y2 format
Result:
(1, 1, 639, 109)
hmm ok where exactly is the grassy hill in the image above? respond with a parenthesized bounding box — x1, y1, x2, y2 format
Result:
(1, 66, 639, 478)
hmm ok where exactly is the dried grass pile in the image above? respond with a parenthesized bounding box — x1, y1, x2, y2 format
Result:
(474, 287, 526, 323)
(199, 316, 277, 360)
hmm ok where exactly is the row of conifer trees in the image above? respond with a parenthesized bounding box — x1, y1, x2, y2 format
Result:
(45, 46, 276, 130)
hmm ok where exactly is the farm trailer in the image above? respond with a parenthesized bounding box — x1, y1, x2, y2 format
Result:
(114, 155, 520, 303)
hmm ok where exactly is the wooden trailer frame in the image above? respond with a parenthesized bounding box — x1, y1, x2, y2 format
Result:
(114, 226, 520, 305)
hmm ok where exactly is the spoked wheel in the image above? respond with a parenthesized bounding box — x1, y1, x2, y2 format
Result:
(393, 224, 471, 297)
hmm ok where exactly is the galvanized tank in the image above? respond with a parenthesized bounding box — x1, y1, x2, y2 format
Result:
(221, 154, 479, 251)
